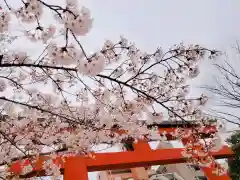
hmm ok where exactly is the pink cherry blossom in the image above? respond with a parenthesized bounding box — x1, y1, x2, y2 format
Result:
(0, 0, 226, 178)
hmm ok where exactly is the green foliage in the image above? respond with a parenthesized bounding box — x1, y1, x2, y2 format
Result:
(227, 131, 240, 180)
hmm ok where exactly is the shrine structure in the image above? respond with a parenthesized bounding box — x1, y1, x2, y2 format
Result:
(7, 121, 235, 180)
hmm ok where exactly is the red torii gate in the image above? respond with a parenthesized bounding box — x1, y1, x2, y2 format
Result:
(8, 121, 234, 180)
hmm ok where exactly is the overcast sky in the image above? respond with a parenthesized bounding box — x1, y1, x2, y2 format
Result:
(3, 0, 240, 179)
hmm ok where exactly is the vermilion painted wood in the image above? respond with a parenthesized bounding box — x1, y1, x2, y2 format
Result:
(134, 128, 230, 180)
(65, 146, 233, 180)
(201, 166, 231, 180)
(64, 157, 88, 180)
(8, 146, 233, 178)
(133, 141, 231, 180)
(64, 124, 229, 180)
(131, 141, 153, 179)
(66, 146, 233, 170)
(133, 140, 152, 151)
(158, 126, 217, 134)
(111, 126, 217, 137)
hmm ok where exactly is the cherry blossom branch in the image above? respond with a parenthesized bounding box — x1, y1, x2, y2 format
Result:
(71, 30, 89, 59)
(0, 96, 81, 125)
(97, 74, 189, 123)
(3, 0, 11, 10)
(0, 63, 77, 71)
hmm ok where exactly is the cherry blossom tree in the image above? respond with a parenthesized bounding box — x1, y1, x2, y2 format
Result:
(0, 0, 228, 179)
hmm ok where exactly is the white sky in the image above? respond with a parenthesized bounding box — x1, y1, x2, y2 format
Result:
(3, 0, 240, 179)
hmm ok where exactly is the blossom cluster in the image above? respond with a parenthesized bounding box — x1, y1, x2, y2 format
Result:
(47, 42, 83, 66)
(61, 5, 93, 36)
(14, 0, 43, 23)
(24, 25, 56, 44)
